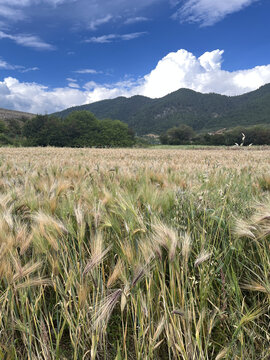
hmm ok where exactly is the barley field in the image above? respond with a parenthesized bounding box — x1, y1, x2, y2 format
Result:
(0, 147, 269, 360)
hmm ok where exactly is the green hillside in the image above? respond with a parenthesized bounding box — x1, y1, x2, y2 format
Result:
(0, 108, 35, 122)
(0, 108, 36, 145)
(54, 84, 270, 135)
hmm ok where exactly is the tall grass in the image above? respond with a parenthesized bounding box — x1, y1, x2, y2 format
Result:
(0, 147, 269, 359)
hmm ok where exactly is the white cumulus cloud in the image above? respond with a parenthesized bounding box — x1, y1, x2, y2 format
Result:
(140, 49, 270, 97)
(173, 0, 258, 26)
(1, 49, 270, 114)
(0, 77, 89, 113)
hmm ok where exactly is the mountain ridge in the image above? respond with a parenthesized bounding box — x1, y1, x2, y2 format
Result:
(53, 84, 270, 134)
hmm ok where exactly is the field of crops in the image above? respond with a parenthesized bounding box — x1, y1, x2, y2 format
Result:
(0, 147, 269, 359)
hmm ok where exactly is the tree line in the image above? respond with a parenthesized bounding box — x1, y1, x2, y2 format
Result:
(0, 111, 135, 147)
(1, 111, 270, 147)
(160, 124, 270, 146)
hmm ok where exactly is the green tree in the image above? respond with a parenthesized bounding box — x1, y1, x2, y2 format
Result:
(0, 120, 14, 145)
(159, 132, 169, 145)
(23, 111, 135, 147)
(97, 119, 135, 147)
(161, 125, 195, 145)
(0, 120, 7, 134)
(23, 115, 64, 146)
(64, 111, 100, 147)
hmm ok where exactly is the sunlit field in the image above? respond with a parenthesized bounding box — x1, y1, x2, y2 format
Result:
(0, 147, 269, 360)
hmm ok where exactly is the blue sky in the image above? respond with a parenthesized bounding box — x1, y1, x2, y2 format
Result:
(0, 0, 270, 113)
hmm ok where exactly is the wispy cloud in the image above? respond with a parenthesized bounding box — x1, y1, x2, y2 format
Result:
(0, 0, 256, 32)
(85, 32, 147, 43)
(0, 0, 161, 28)
(66, 77, 80, 88)
(89, 14, 113, 30)
(124, 16, 150, 25)
(0, 30, 55, 50)
(68, 82, 80, 88)
(0, 58, 19, 70)
(173, 0, 258, 26)
(0, 57, 39, 72)
(75, 69, 101, 74)
(20, 66, 39, 73)
(0, 4, 24, 21)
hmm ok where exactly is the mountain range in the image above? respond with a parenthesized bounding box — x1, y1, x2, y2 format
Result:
(54, 84, 270, 135)
(1, 84, 270, 136)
